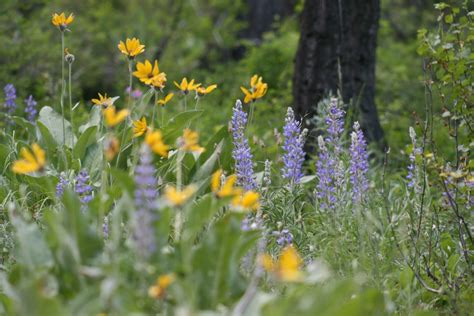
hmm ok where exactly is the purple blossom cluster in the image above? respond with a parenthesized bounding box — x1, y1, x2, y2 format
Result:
(241, 214, 263, 231)
(272, 229, 293, 246)
(56, 173, 70, 198)
(75, 169, 93, 204)
(133, 145, 158, 258)
(349, 122, 369, 204)
(325, 97, 345, 155)
(24, 95, 38, 122)
(281, 107, 307, 186)
(126, 87, 143, 99)
(3, 84, 17, 115)
(231, 100, 256, 191)
(316, 136, 336, 210)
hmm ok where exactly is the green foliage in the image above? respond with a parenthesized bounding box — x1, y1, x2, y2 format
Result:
(0, 1, 472, 315)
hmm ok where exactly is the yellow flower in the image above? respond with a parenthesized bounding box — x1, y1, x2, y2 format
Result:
(103, 106, 130, 127)
(196, 84, 217, 95)
(174, 78, 201, 94)
(148, 273, 175, 299)
(211, 169, 242, 198)
(260, 245, 303, 282)
(133, 117, 148, 137)
(145, 130, 169, 157)
(104, 137, 120, 161)
(179, 128, 204, 153)
(51, 12, 74, 30)
(133, 60, 167, 88)
(92, 93, 116, 107)
(157, 93, 174, 106)
(231, 191, 260, 211)
(240, 75, 268, 103)
(12, 143, 46, 174)
(165, 185, 196, 206)
(117, 38, 145, 59)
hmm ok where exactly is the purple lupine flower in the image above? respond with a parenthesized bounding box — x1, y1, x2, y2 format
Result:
(126, 87, 143, 99)
(24, 95, 38, 122)
(75, 169, 93, 204)
(56, 173, 69, 198)
(349, 122, 369, 204)
(272, 229, 293, 246)
(103, 216, 109, 239)
(281, 107, 307, 186)
(325, 97, 345, 155)
(241, 214, 263, 231)
(406, 127, 420, 192)
(316, 136, 336, 211)
(231, 100, 256, 190)
(3, 84, 17, 115)
(132, 145, 158, 258)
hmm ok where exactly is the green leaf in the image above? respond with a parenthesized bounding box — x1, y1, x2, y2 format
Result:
(164, 110, 203, 141)
(10, 213, 54, 272)
(191, 140, 223, 182)
(38, 106, 76, 148)
(73, 126, 98, 160)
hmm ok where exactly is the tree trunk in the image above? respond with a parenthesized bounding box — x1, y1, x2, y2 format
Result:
(244, 0, 296, 42)
(293, 0, 385, 148)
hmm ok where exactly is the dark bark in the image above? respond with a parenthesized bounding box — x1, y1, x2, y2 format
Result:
(293, 0, 385, 148)
(244, 0, 296, 41)
(232, 0, 296, 59)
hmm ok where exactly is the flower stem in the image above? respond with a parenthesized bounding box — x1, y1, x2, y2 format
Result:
(60, 32, 66, 146)
(152, 89, 158, 128)
(68, 62, 74, 147)
(127, 59, 133, 108)
(184, 95, 187, 111)
(248, 101, 255, 128)
(174, 150, 184, 241)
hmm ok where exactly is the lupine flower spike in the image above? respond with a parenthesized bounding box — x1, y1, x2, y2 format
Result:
(3, 84, 17, 115)
(281, 107, 307, 186)
(230, 100, 256, 190)
(24, 95, 38, 122)
(133, 145, 158, 258)
(349, 122, 369, 204)
(316, 136, 336, 211)
(56, 173, 69, 198)
(75, 169, 93, 205)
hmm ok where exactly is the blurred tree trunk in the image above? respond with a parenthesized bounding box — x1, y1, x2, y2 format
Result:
(293, 0, 385, 148)
(244, 0, 296, 41)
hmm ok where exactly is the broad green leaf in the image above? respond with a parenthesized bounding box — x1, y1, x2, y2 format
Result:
(73, 126, 98, 160)
(38, 106, 76, 148)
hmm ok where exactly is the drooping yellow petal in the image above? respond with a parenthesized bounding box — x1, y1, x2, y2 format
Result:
(232, 191, 260, 210)
(180, 128, 204, 153)
(103, 106, 130, 127)
(145, 130, 169, 157)
(211, 169, 223, 193)
(165, 185, 196, 206)
(157, 93, 174, 106)
(277, 245, 303, 282)
(12, 143, 46, 174)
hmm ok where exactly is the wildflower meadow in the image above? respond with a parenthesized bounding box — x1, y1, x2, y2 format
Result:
(0, 2, 472, 315)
